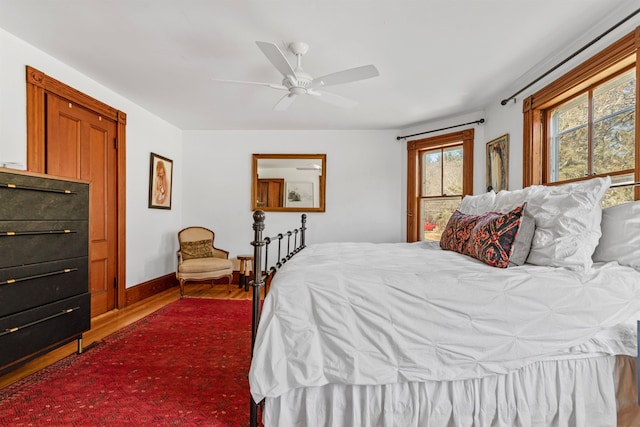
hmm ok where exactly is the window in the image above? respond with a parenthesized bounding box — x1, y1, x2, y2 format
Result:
(548, 68, 635, 184)
(407, 130, 473, 242)
(523, 27, 639, 207)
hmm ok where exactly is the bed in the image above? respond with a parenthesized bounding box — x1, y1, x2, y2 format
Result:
(247, 177, 640, 427)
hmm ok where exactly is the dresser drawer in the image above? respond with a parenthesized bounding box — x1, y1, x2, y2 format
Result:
(0, 292, 91, 369)
(0, 171, 88, 221)
(0, 257, 88, 317)
(0, 220, 88, 268)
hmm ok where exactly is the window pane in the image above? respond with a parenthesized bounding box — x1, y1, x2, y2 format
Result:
(422, 149, 442, 196)
(555, 94, 588, 132)
(443, 146, 463, 195)
(557, 127, 589, 180)
(601, 173, 635, 208)
(593, 69, 635, 120)
(420, 196, 461, 241)
(550, 94, 589, 181)
(593, 110, 635, 174)
(593, 70, 636, 175)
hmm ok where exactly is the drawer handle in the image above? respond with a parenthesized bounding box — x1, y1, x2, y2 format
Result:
(1, 182, 77, 195)
(1, 229, 77, 237)
(0, 306, 80, 337)
(0, 268, 78, 286)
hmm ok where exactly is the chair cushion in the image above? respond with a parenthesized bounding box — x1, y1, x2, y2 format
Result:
(181, 239, 215, 260)
(178, 257, 233, 274)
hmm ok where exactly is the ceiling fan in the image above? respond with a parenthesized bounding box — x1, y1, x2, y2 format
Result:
(212, 41, 379, 111)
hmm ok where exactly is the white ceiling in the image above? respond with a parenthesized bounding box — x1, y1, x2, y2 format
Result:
(1, 0, 638, 131)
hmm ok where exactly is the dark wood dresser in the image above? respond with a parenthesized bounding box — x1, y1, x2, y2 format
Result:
(0, 168, 91, 375)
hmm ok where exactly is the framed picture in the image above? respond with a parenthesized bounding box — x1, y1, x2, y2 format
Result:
(285, 181, 314, 208)
(148, 152, 173, 209)
(486, 134, 509, 192)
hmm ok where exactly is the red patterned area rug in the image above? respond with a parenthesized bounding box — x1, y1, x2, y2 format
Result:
(0, 298, 254, 426)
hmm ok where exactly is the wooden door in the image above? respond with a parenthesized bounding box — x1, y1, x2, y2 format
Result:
(257, 179, 284, 208)
(46, 94, 118, 316)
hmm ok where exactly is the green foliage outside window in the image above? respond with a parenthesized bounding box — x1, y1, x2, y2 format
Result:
(550, 69, 635, 193)
(421, 145, 464, 240)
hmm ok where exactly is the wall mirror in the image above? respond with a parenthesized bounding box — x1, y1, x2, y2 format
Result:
(252, 153, 326, 212)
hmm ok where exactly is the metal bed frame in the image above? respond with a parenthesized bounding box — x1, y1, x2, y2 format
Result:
(249, 210, 307, 427)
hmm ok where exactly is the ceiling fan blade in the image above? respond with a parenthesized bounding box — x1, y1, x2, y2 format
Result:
(309, 64, 379, 89)
(211, 78, 287, 91)
(309, 90, 358, 108)
(256, 41, 296, 78)
(273, 93, 297, 111)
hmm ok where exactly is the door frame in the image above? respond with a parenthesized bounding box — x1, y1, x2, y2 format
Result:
(25, 65, 127, 310)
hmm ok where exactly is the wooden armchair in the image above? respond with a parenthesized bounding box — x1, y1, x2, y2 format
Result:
(176, 226, 233, 298)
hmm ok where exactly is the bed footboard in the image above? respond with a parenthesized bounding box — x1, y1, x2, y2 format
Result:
(250, 210, 307, 427)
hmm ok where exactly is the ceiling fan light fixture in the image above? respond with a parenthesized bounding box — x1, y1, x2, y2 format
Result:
(288, 42, 309, 56)
(212, 40, 379, 111)
(283, 72, 312, 95)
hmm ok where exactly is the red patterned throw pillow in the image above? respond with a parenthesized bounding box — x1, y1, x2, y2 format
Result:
(466, 204, 526, 268)
(439, 210, 480, 255)
(440, 204, 528, 268)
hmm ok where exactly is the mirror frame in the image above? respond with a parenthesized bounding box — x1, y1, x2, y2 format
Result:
(252, 153, 326, 212)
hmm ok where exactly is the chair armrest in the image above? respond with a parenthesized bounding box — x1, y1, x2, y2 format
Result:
(177, 249, 183, 264)
(212, 247, 229, 259)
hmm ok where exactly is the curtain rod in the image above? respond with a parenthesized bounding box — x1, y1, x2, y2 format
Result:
(396, 118, 485, 141)
(500, 8, 640, 106)
(610, 181, 640, 188)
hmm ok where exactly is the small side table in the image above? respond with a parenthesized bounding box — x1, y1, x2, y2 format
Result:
(237, 255, 254, 292)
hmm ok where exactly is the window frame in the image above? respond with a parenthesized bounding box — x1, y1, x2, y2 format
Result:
(406, 129, 474, 242)
(545, 65, 635, 182)
(522, 26, 640, 201)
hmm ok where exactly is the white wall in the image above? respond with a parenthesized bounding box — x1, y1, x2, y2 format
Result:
(0, 28, 183, 288)
(2, 9, 638, 287)
(399, 107, 522, 194)
(482, 100, 525, 191)
(399, 9, 640, 197)
(479, 8, 640, 193)
(182, 130, 403, 258)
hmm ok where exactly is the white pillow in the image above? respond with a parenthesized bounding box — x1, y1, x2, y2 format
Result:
(492, 177, 611, 271)
(493, 186, 537, 213)
(459, 190, 495, 215)
(593, 201, 640, 269)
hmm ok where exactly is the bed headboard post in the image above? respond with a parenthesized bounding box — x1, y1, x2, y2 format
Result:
(250, 210, 266, 427)
(301, 214, 307, 248)
(251, 210, 266, 353)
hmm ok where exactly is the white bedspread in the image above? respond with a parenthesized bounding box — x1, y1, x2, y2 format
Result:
(249, 242, 640, 402)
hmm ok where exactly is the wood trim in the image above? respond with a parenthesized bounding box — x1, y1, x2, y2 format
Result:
(461, 129, 474, 195)
(522, 97, 543, 187)
(406, 144, 418, 241)
(405, 129, 474, 242)
(636, 26, 640, 201)
(124, 272, 246, 307)
(25, 72, 46, 173)
(251, 153, 327, 212)
(125, 274, 178, 306)
(523, 26, 640, 189)
(528, 31, 636, 110)
(116, 111, 127, 309)
(25, 66, 127, 310)
(26, 66, 119, 119)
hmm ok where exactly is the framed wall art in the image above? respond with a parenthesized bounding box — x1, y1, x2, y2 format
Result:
(285, 181, 314, 208)
(486, 134, 509, 192)
(149, 152, 173, 209)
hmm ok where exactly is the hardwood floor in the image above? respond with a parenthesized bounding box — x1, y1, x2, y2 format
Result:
(0, 283, 254, 390)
